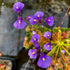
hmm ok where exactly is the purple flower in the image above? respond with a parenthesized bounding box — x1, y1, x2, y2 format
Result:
(44, 16, 54, 26)
(43, 31, 51, 39)
(29, 17, 38, 25)
(37, 54, 51, 68)
(31, 34, 40, 43)
(26, 15, 33, 20)
(34, 42, 40, 50)
(28, 49, 37, 59)
(34, 11, 44, 20)
(13, 17, 27, 29)
(13, 2, 24, 13)
(44, 42, 52, 51)
(61, 50, 65, 54)
(32, 31, 36, 35)
(27, 11, 44, 25)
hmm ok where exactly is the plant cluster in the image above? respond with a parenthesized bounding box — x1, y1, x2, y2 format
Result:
(13, 2, 70, 70)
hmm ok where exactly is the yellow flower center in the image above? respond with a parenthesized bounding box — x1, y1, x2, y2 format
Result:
(43, 58, 45, 61)
(58, 30, 61, 33)
(19, 20, 21, 24)
(28, 16, 31, 18)
(32, 52, 35, 54)
(38, 15, 40, 17)
(34, 19, 37, 21)
(48, 45, 49, 47)
(16, 7, 18, 9)
(48, 35, 49, 36)
(48, 19, 50, 21)
(34, 38, 36, 41)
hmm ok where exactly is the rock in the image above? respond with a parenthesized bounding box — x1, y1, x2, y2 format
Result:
(0, 5, 19, 56)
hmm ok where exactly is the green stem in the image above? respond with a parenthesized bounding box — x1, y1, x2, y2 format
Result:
(47, 45, 58, 56)
(54, 47, 60, 63)
(64, 44, 70, 46)
(60, 47, 62, 53)
(61, 52, 69, 68)
(51, 41, 57, 44)
(23, 19, 30, 25)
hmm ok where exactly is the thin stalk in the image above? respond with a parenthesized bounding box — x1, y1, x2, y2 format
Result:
(10, 37, 23, 53)
(58, 29, 61, 42)
(24, 58, 30, 70)
(51, 41, 57, 44)
(54, 47, 60, 63)
(23, 18, 30, 25)
(61, 52, 69, 68)
(47, 45, 58, 56)
(61, 53, 67, 63)
(64, 44, 70, 46)
(59, 7, 70, 26)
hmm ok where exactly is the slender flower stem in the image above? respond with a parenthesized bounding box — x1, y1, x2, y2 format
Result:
(62, 47, 70, 55)
(51, 41, 57, 44)
(59, 7, 70, 26)
(47, 45, 58, 56)
(24, 58, 30, 70)
(54, 47, 60, 63)
(39, 20, 44, 28)
(61, 52, 69, 68)
(64, 44, 70, 46)
(61, 52, 67, 63)
(23, 18, 30, 25)
(10, 37, 23, 53)
(40, 22, 42, 25)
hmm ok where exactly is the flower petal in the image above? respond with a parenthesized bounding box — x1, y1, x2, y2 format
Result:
(34, 11, 44, 20)
(29, 17, 38, 25)
(31, 34, 40, 43)
(44, 42, 52, 51)
(32, 31, 36, 35)
(43, 31, 51, 39)
(26, 15, 33, 20)
(44, 16, 54, 26)
(28, 49, 37, 59)
(13, 2, 24, 12)
(13, 18, 27, 29)
(37, 54, 51, 68)
(34, 42, 40, 50)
